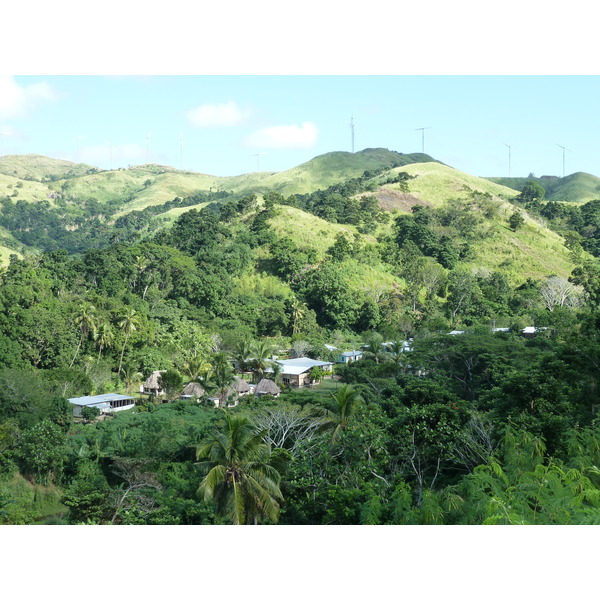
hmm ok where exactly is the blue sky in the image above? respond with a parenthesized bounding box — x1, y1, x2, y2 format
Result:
(1, 75, 599, 178)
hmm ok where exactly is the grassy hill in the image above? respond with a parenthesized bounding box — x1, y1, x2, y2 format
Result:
(0, 154, 94, 181)
(487, 172, 600, 204)
(0, 151, 583, 280)
(362, 162, 575, 281)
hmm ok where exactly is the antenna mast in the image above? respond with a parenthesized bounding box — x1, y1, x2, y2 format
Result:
(350, 115, 355, 153)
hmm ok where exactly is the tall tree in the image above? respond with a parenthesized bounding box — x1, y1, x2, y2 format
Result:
(196, 413, 288, 524)
(70, 303, 98, 367)
(117, 307, 140, 374)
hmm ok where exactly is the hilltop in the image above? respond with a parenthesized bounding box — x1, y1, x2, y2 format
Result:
(0, 148, 584, 284)
(487, 172, 600, 203)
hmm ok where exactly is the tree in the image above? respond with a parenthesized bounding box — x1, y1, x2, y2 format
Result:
(70, 303, 98, 367)
(539, 276, 583, 311)
(81, 405, 101, 423)
(324, 384, 364, 443)
(117, 307, 140, 374)
(158, 369, 184, 402)
(509, 211, 525, 232)
(207, 352, 236, 408)
(196, 413, 289, 524)
(308, 366, 325, 384)
(517, 181, 545, 203)
(94, 322, 114, 361)
(250, 340, 274, 383)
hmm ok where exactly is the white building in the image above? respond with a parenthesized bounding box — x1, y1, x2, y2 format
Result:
(68, 393, 136, 417)
(275, 357, 333, 387)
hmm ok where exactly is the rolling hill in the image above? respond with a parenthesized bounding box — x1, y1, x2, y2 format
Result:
(0, 149, 585, 283)
(487, 172, 600, 203)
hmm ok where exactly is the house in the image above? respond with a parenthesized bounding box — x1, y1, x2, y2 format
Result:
(275, 357, 333, 387)
(140, 370, 166, 396)
(68, 393, 135, 417)
(254, 378, 281, 398)
(448, 330, 465, 336)
(181, 382, 204, 400)
(522, 326, 550, 338)
(336, 350, 363, 364)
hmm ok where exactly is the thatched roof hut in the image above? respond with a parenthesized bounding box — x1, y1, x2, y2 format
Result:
(254, 378, 281, 397)
(181, 382, 205, 399)
(230, 377, 251, 395)
(141, 370, 166, 395)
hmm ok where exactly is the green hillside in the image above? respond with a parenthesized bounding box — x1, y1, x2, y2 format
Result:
(488, 172, 600, 203)
(243, 149, 437, 197)
(0, 154, 94, 181)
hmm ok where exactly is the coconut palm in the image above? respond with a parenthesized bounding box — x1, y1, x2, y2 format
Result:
(231, 339, 253, 375)
(208, 352, 237, 408)
(250, 340, 274, 383)
(94, 322, 114, 361)
(289, 297, 307, 335)
(70, 303, 98, 367)
(117, 307, 140, 374)
(182, 355, 212, 381)
(196, 413, 288, 524)
(323, 384, 364, 443)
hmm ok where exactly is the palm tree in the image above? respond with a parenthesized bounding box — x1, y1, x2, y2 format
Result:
(323, 384, 364, 443)
(70, 303, 98, 367)
(289, 297, 307, 335)
(231, 339, 253, 375)
(117, 307, 140, 374)
(196, 413, 288, 524)
(250, 340, 274, 383)
(94, 322, 114, 361)
(209, 352, 237, 408)
(182, 355, 212, 381)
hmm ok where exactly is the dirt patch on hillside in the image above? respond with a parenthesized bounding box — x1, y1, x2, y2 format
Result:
(364, 189, 433, 213)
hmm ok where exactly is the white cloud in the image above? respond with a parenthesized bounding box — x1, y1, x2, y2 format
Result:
(244, 121, 319, 149)
(0, 76, 58, 119)
(186, 101, 250, 127)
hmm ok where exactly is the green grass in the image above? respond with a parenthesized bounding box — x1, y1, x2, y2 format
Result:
(488, 172, 600, 204)
(0, 154, 92, 181)
(393, 162, 519, 208)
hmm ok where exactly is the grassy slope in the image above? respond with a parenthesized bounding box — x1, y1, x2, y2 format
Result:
(488, 172, 600, 204)
(244, 149, 437, 197)
(267, 205, 399, 294)
(0, 154, 92, 180)
(0, 173, 55, 205)
(371, 162, 575, 281)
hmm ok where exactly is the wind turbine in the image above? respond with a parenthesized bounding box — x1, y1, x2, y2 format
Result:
(504, 143, 512, 177)
(557, 144, 570, 177)
(146, 131, 152, 163)
(74, 136, 85, 162)
(347, 115, 356, 153)
(252, 152, 266, 171)
(415, 127, 432, 154)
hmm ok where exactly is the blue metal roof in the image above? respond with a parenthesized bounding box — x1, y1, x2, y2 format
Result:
(68, 393, 135, 407)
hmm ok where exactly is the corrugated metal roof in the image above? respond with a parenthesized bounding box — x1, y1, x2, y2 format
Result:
(68, 393, 135, 407)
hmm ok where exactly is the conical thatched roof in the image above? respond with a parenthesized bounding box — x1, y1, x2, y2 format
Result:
(230, 377, 251, 393)
(143, 370, 166, 389)
(182, 382, 205, 397)
(254, 378, 281, 396)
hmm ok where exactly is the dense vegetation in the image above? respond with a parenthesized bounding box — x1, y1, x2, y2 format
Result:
(2, 153, 600, 525)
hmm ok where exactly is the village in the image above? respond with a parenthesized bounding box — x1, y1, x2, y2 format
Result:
(66, 324, 549, 419)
